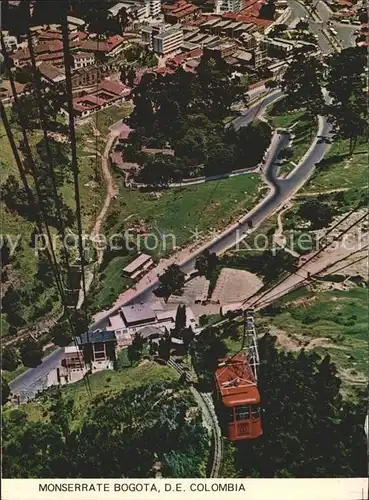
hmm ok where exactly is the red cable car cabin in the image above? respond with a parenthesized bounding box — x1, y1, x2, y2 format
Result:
(214, 353, 262, 441)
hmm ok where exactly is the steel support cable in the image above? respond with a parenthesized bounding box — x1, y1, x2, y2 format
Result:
(0, 35, 69, 303)
(255, 253, 368, 310)
(61, 8, 94, 396)
(0, 103, 65, 301)
(239, 205, 368, 308)
(247, 210, 368, 308)
(319, 203, 367, 240)
(1, 103, 92, 398)
(60, 5, 89, 338)
(0, 33, 92, 397)
(25, 2, 74, 294)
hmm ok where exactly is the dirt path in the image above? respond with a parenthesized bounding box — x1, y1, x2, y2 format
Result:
(273, 203, 300, 257)
(296, 187, 349, 196)
(76, 123, 122, 308)
(90, 131, 118, 264)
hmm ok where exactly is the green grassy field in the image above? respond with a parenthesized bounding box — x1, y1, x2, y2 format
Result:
(0, 110, 106, 343)
(108, 173, 263, 258)
(267, 110, 317, 177)
(2, 364, 29, 383)
(94, 103, 133, 136)
(89, 254, 134, 311)
(0, 118, 17, 181)
(263, 287, 368, 383)
(302, 136, 368, 192)
(21, 360, 177, 429)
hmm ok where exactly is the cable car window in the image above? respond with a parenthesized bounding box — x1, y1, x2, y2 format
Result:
(235, 406, 249, 421)
(251, 405, 261, 420)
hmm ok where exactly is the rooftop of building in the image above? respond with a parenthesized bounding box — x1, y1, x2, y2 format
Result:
(99, 78, 128, 95)
(67, 15, 86, 26)
(64, 345, 82, 354)
(34, 40, 63, 54)
(138, 325, 166, 339)
(123, 253, 153, 274)
(121, 303, 157, 325)
(36, 51, 64, 62)
(108, 312, 126, 330)
(38, 61, 66, 81)
(154, 26, 184, 39)
(80, 34, 125, 53)
(73, 51, 94, 59)
(78, 330, 117, 344)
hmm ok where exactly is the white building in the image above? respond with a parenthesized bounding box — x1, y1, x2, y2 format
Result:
(72, 51, 95, 70)
(106, 302, 199, 349)
(153, 26, 184, 55)
(108, 0, 161, 21)
(147, 0, 161, 18)
(142, 22, 183, 52)
(215, 0, 243, 14)
(3, 35, 18, 52)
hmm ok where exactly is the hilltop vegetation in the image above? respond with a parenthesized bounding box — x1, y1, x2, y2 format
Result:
(3, 365, 209, 478)
(232, 334, 367, 478)
(261, 286, 369, 386)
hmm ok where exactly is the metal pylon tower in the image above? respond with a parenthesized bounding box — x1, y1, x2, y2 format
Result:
(242, 308, 260, 381)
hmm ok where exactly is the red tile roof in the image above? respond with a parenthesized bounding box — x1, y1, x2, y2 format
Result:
(80, 34, 125, 53)
(75, 31, 88, 41)
(36, 51, 64, 62)
(73, 101, 92, 112)
(82, 95, 107, 106)
(10, 48, 30, 61)
(106, 34, 125, 49)
(118, 124, 133, 140)
(155, 67, 175, 74)
(99, 78, 127, 95)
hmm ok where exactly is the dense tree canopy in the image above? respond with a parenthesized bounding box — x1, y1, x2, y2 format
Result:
(19, 338, 43, 368)
(1, 376, 11, 406)
(156, 264, 186, 302)
(1, 346, 20, 372)
(298, 198, 334, 230)
(282, 50, 324, 115)
(190, 326, 228, 387)
(325, 47, 367, 154)
(2, 382, 209, 478)
(126, 55, 271, 185)
(234, 334, 368, 477)
(50, 320, 73, 347)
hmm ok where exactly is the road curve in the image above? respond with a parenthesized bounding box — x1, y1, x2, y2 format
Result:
(11, 89, 333, 396)
(8, 89, 280, 396)
(9, 347, 64, 401)
(92, 91, 333, 317)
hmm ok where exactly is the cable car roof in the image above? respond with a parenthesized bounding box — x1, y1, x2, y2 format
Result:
(215, 354, 260, 406)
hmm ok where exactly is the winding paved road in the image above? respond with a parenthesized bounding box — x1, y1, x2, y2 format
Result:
(9, 87, 334, 398)
(91, 90, 333, 325)
(287, 0, 357, 51)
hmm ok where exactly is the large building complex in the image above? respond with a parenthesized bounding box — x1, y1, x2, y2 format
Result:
(215, 0, 244, 13)
(142, 23, 184, 54)
(108, 0, 161, 21)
